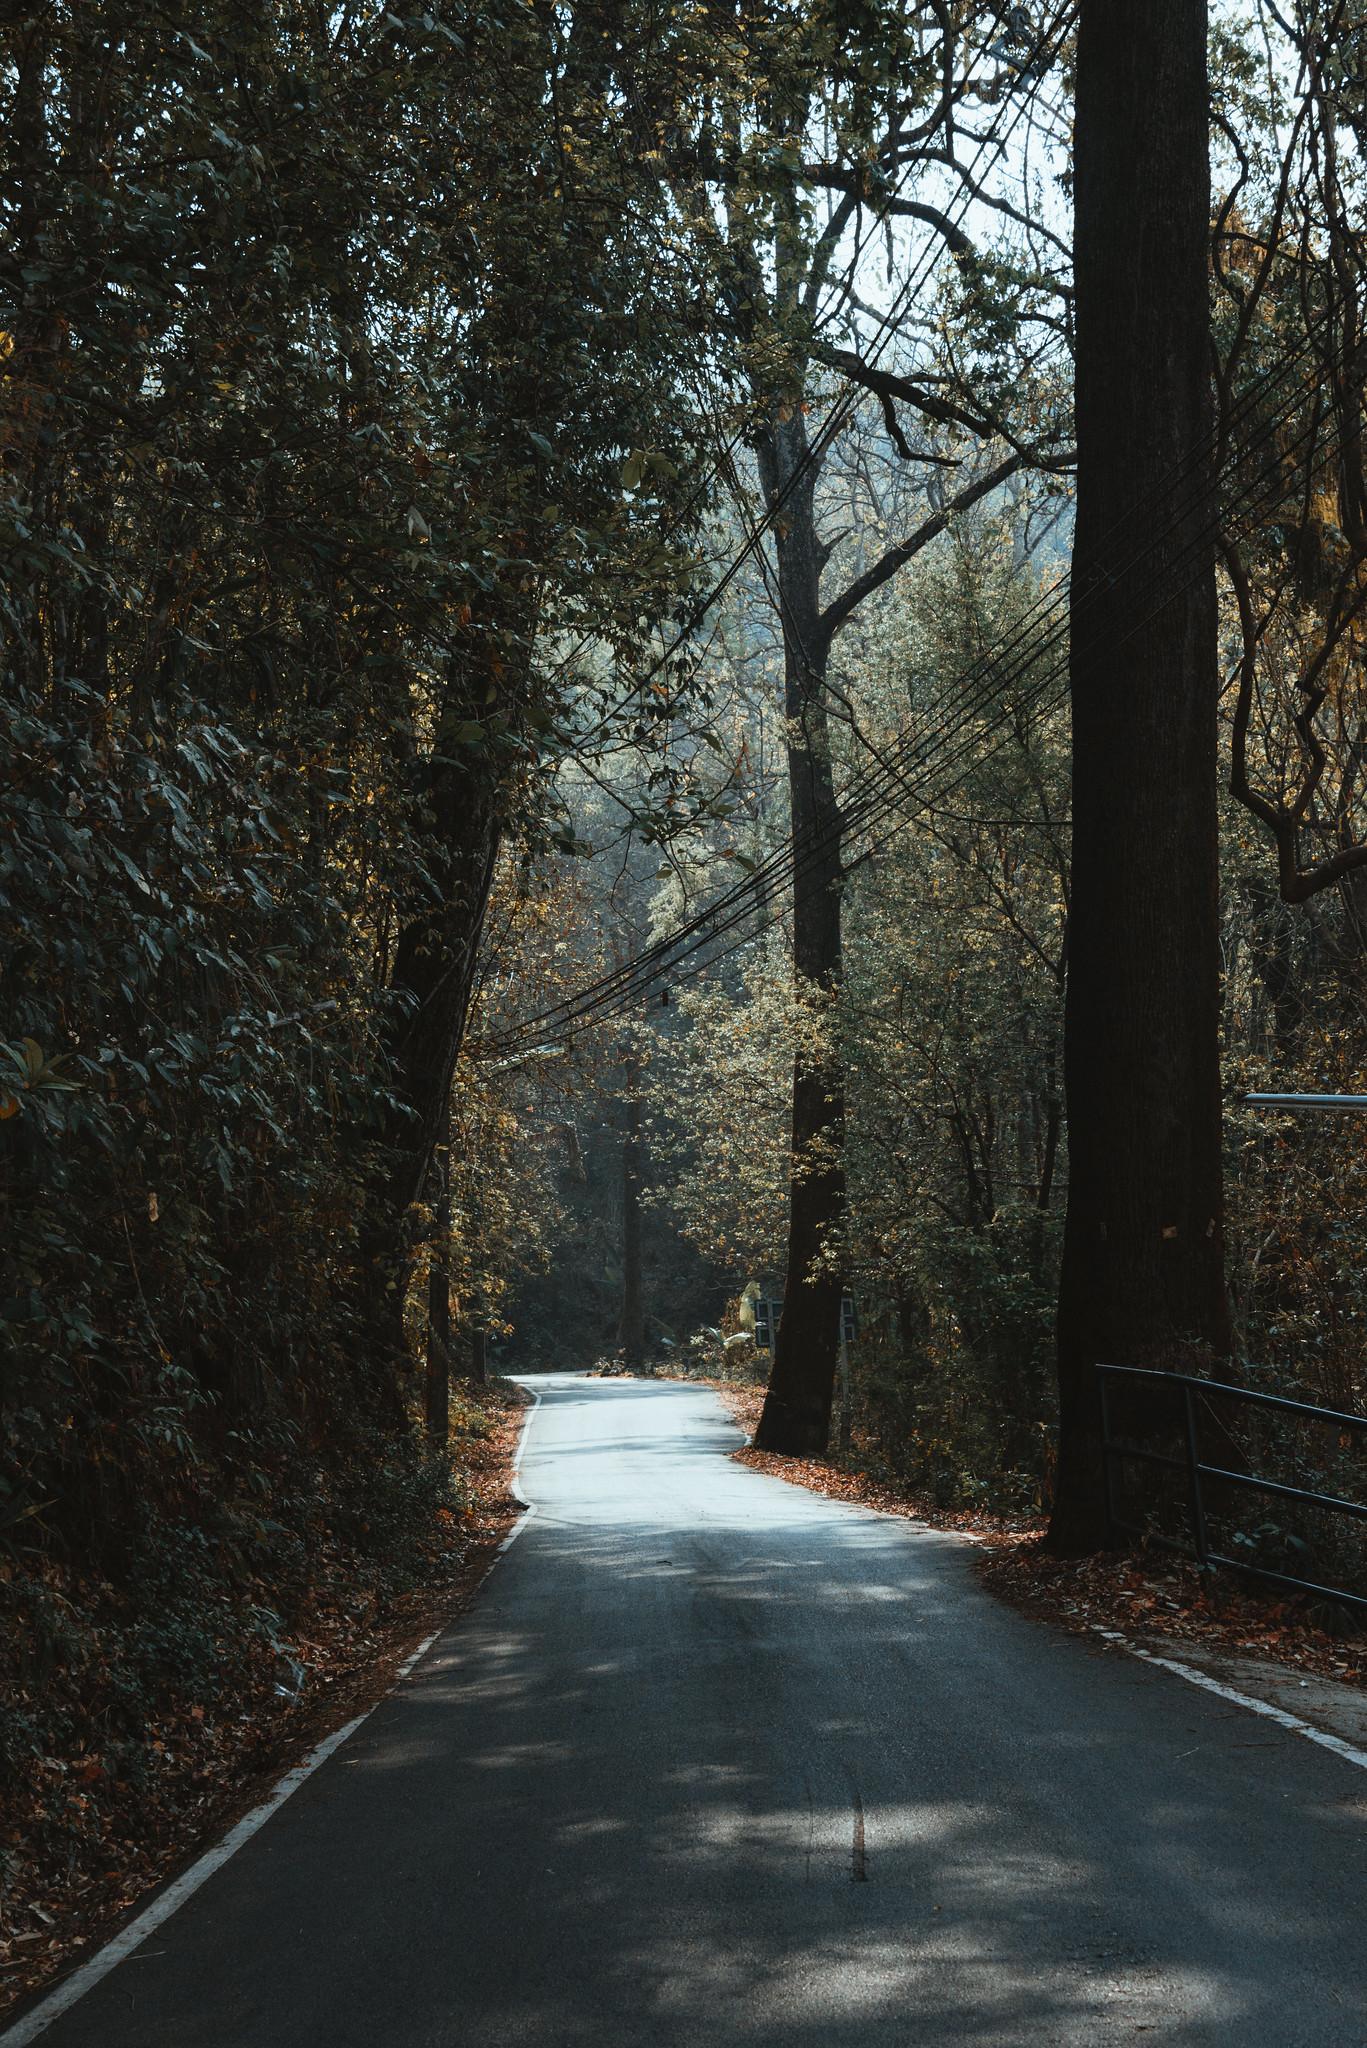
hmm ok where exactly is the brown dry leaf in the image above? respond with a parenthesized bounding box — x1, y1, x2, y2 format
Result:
(0, 1382, 531, 2024)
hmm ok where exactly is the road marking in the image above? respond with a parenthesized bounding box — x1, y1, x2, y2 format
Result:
(0, 1388, 545, 2047)
(1096, 1629, 1367, 1774)
(497, 1380, 542, 1553)
(850, 1786, 868, 1883)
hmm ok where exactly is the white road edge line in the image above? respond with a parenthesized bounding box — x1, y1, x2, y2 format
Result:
(497, 1379, 542, 1554)
(736, 1390, 1367, 1779)
(0, 1385, 546, 2048)
(1094, 1628, 1367, 1773)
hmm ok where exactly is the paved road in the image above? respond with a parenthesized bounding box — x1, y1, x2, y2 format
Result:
(24, 1375, 1367, 2046)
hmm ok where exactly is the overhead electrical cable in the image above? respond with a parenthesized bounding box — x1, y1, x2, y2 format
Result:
(482, 394, 1352, 1059)
(548, 0, 1082, 749)
(479, 291, 1353, 1056)
(538, 373, 1356, 1040)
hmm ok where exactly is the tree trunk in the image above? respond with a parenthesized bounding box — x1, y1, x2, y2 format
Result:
(425, 1151, 452, 1440)
(754, 409, 846, 1455)
(359, 747, 501, 1399)
(618, 1077, 646, 1368)
(1049, 0, 1231, 1553)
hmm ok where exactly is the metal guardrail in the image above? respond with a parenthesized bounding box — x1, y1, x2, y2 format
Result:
(1244, 1092, 1367, 1111)
(1098, 1364, 1367, 1614)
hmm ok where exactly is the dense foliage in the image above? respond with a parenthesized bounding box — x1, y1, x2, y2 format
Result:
(1, 0, 719, 1923)
(2, 0, 712, 1511)
(5, 0, 1367, 1991)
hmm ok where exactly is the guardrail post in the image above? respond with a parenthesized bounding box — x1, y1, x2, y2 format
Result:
(1091, 1362, 1367, 1609)
(1181, 1380, 1211, 1570)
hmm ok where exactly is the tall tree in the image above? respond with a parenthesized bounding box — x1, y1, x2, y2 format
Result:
(348, 0, 717, 1370)
(1214, 1, 1367, 910)
(673, 6, 1069, 1453)
(1048, 0, 1230, 1552)
(750, 397, 849, 1450)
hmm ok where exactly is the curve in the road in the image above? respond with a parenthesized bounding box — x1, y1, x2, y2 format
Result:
(8, 1374, 1366, 2048)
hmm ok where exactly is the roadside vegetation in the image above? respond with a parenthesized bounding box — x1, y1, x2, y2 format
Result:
(4, 0, 1367, 2012)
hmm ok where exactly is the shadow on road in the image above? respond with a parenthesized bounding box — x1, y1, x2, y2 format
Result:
(31, 1376, 1367, 2048)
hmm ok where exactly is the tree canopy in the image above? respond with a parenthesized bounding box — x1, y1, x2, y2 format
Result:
(5, 0, 1367, 1993)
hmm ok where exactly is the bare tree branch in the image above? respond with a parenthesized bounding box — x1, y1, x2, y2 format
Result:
(821, 453, 1024, 640)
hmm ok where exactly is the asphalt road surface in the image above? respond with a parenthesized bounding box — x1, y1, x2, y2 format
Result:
(22, 1375, 1367, 2047)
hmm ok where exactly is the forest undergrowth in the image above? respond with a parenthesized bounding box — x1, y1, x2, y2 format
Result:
(0, 1380, 527, 2020)
(7, 0, 1367, 2013)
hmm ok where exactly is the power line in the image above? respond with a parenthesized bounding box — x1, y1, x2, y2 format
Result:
(548, 1, 1081, 751)
(480, 286, 1353, 1054)
(476, 299, 1360, 1056)
(553, 381, 1352, 1039)
(483, 14, 1088, 1033)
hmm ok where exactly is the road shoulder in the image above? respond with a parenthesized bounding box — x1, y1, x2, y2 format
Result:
(0, 1385, 530, 2028)
(704, 1376, 1367, 1767)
